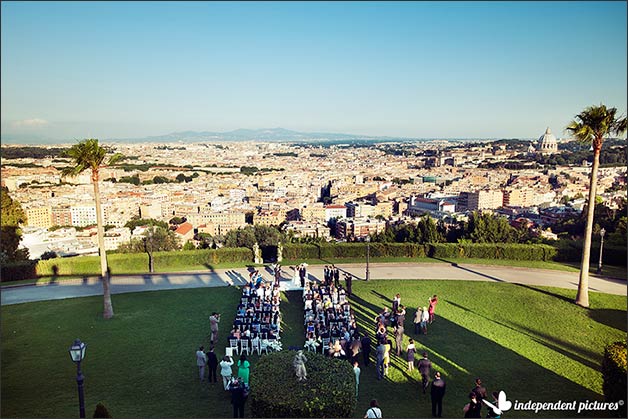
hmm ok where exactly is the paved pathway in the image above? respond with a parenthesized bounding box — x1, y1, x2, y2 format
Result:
(1, 262, 625, 306)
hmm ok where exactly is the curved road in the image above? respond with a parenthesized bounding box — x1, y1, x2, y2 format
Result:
(1, 262, 625, 306)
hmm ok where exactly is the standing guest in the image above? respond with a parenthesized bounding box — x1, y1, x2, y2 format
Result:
(206, 346, 219, 383)
(376, 342, 385, 380)
(228, 377, 248, 418)
(420, 306, 429, 335)
(392, 293, 401, 313)
(406, 339, 416, 372)
(292, 266, 299, 286)
(383, 339, 392, 377)
(375, 323, 387, 344)
(361, 334, 372, 366)
(323, 266, 330, 286)
(395, 324, 404, 356)
(463, 392, 482, 418)
(396, 305, 406, 329)
(413, 307, 422, 335)
(299, 265, 306, 288)
(428, 295, 438, 324)
(430, 372, 446, 418)
(417, 352, 432, 394)
(349, 336, 362, 365)
(471, 378, 488, 408)
(333, 266, 340, 288)
(220, 355, 234, 390)
(237, 354, 250, 385)
(364, 399, 382, 418)
(196, 346, 207, 382)
(345, 272, 353, 297)
(209, 312, 221, 344)
(353, 361, 361, 397)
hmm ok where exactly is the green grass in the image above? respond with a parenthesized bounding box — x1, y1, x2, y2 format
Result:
(1, 281, 625, 418)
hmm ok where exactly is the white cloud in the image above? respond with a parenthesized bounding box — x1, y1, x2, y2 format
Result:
(11, 118, 49, 128)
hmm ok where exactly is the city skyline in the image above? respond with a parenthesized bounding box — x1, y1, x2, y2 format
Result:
(1, 1, 627, 143)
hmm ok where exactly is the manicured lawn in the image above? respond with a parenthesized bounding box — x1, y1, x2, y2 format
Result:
(1, 281, 625, 418)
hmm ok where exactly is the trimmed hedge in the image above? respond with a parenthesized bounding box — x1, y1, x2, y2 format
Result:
(250, 351, 355, 418)
(1, 260, 38, 282)
(284, 242, 554, 261)
(602, 341, 627, 417)
(35, 247, 253, 278)
(555, 241, 627, 266)
(426, 243, 557, 261)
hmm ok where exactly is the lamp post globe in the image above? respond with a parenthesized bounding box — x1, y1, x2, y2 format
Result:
(69, 339, 87, 418)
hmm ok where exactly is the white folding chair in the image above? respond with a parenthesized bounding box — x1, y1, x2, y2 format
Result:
(321, 338, 330, 353)
(229, 339, 240, 356)
(251, 337, 261, 355)
(260, 339, 270, 354)
(240, 339, 250, 356)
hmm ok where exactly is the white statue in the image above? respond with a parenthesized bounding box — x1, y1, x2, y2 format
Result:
(277, 241, 283, 263)
(293, 350, 308, 381)
(253, 242, 262, 264)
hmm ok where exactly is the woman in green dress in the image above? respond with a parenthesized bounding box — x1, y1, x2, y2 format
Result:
(237, 354, 250, 385)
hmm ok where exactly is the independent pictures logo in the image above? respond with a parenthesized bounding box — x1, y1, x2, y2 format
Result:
(482, 391, 625, 415)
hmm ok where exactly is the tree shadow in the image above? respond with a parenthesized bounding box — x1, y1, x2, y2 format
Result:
(445, 299, 602, 371)
(430, 257, 506, 282)
(512, 283, 573, 304)
(588, 308, 627, 333)
(351, 290, 603, 418)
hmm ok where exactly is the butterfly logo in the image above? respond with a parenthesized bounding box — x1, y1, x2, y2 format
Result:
(482, 391, 513, 415)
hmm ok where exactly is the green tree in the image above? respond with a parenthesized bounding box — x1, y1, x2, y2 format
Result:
(224, 226, 257, 249)
(61, 139, 123, 319)
(0, 187, 29, 261)
(418, 215, 444, 243)
(566, 104, 626, 308)
(182, 241, 196, 250)
(124, 218, 168, 232)
(463, 211, 516, 243)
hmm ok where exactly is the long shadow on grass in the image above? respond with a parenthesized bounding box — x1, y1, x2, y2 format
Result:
(588, 308, 628, 332)
(445, 299, 601, 372)
(350, 290, 601, 418)
(431, 257, 506, 282)
(513, 283, 573, 304)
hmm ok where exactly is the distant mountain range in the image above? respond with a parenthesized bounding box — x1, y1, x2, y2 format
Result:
(105, 127, 397, 143)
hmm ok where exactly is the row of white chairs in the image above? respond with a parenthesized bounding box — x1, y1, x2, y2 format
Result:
(229, 337, 278, 356)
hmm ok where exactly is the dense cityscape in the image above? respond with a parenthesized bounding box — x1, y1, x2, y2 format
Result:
(1, 128, 625, 259)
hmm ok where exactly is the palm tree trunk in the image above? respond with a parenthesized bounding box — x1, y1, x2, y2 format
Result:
(93, 172, 114, 319)
(575, 149, 600, 308)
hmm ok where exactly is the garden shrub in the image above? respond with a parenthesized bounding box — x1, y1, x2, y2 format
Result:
(93, 402, 112, 418)
(1, 260, 38, 282)
(426, 243, 557, 261)
(602, 341, 627, 417)
(36, 248, 253, 277)
(250, 351, 355, 418)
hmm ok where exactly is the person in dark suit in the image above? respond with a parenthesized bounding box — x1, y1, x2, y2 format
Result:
(299, 265, 306, 288)
(417, 352, 432, 394)
(361, 334, 372, 366)
(206, 346, 219, 383)
(472, 378, 487, 399)
(471, 378, 487, 411)
(430, 372, 446, 417)
(345, 273, 353, 296)
(229, 378, 248, 418)
(333, 266, 340, 288)
(463, 392, 482, 418)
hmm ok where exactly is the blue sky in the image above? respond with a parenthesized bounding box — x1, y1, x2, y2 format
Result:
(1, 1, 626, 142)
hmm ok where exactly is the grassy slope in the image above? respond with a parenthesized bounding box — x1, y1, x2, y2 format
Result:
(1, 281, 625, 418)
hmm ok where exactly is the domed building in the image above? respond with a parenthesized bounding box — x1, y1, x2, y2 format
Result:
(538, 127, 558, 154)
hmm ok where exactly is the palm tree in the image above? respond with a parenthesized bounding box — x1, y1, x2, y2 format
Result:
(62, 139, 123, 319)
(565, 105, 626, 308)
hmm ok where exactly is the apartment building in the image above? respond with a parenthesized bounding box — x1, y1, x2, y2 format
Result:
(25, 206, 52, 228)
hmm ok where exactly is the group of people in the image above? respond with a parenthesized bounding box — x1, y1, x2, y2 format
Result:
(227, 271, 282, 344)
(302, 277, 357, 355)
(413, 295, 439, 335)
